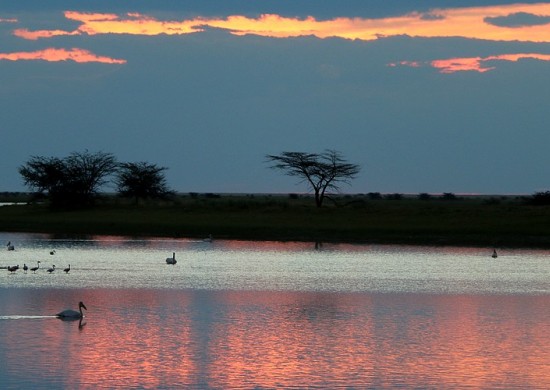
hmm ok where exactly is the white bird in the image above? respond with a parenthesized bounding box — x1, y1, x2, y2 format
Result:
(166, 252, 177, 265)
(63, 264, 71, 274)
(30, 261, 41, 273)
(47, 265, 56, 273)
(23, 264, 28, 273)
(6, 241, 14, 251)
(56, 301, 87, 319)
(7, 265, 19, 273)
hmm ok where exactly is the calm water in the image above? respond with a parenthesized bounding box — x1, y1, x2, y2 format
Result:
(0, 233, 549, 389)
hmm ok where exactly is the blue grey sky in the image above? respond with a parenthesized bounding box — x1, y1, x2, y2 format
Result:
(1, 1, 550, 195)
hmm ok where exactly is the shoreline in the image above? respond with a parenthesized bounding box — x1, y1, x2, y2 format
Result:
(1, 195, 550, 249)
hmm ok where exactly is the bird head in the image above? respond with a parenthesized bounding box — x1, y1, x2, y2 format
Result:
(79, 301, 87, 311)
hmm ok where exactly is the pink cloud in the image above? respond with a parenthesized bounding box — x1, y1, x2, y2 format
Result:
(391, 53, 550, 73)
(0, 47, 126, 64)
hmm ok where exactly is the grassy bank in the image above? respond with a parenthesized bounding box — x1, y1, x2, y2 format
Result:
(1, 194, 550, 248)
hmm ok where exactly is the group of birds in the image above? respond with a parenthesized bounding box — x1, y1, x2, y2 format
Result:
(6, 261, 71, 274)
(5, 243, 71, 274)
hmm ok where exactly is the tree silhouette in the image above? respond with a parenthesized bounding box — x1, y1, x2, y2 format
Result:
(266, 150, 360, 207)
(19, 151, 117, 208)
(116, 162, 173, 202)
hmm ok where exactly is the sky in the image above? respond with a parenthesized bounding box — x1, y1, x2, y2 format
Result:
(2, 1, 550, 195)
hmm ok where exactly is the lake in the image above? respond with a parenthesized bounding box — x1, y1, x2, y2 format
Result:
(0, 233, 548, 389)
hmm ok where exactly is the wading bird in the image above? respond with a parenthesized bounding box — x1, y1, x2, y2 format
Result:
(7, 265, 19, 273)
(56, 301, 87, 319)
(23, 264, 28, 273)
(166, 252, 177, 265)
(6, 241, 14, 251)
(64, 264, 71, 274)
(47, 265, 55, 273)
(492, 249, 498, 259)
(30, 261, 40, 273)
(50, 250, 56, 255)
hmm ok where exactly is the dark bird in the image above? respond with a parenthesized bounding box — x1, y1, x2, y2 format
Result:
(6, 241, 14, 251)
(56, 301, 87, 319)
(23, 264, 28, 273)
(64, 264, 71, 274)
(47, 265, 56, 273)
(50, 250, 56, 255)
(7, 265, 19, 273)
(30, 261, 41, 273)
(492, 249, 498, 259)
(166, 252, 177, 265)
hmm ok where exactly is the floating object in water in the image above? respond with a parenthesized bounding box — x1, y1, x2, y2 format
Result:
(6, 241, 14, 251)
(56, 301, 87, 319)
(50, 250, 56, 255)
(166, 252, 177, 265)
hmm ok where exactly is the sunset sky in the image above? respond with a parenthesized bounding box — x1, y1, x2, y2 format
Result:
(2, 0, 550, 194)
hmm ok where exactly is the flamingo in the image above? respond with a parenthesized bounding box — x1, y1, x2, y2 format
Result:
(47, 265, 56, 273)
(7, 265, 19, 273)
(30, 261, 41, 273)
(6, 241, 14, 251)
(56, 301, 87, 319)
(166, 252, 177, 265)
(23, 264, 28, 274)
(63, 264, 71, 274)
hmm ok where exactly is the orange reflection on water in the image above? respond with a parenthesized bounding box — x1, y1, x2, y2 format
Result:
(1, 289, 548, 388)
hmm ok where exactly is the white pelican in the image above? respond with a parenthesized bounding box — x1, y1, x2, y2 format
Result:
(492, 249, 498, 259)
(56, 301, 87, 319)
(63, 264, 71, 274)
(30, 261, 41, 273)
(7, 265, 19, 273)
(6, 241, 14, 251)
(166, 252, 177, 265)
(47, 265, 56, 273)
(23, 264, 28, 273)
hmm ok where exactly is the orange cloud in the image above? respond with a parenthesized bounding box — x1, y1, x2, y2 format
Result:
(392, 53, 550, 73)
(11, 4, 550, 42)
(0, 47, 126, 64)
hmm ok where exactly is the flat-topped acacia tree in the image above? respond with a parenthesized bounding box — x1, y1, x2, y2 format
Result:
(266, 150, 360, 207)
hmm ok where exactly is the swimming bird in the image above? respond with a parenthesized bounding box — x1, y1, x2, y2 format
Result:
(56, 301, 87, 319)
(63, 264, 71, 274)
(30, 261, 41, 273)
(6, 241, 14, 251)
(50, 250, 56, 255)
(7, 265, 19, 273)
(23, 264, 28, 273)
(492, 249, 498, 259)
(166, 252, 177, 265)
(47, 265, 56, 273)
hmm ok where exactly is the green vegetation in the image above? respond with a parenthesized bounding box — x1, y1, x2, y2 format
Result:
(1, 193, 550, 248)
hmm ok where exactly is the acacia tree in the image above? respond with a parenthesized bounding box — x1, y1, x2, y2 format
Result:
(266, 150, 360, 207)
(116, 162, 173, 202)
(19, 151, 117, 208)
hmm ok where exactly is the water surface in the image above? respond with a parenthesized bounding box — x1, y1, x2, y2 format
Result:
(0, 233, 548, 389)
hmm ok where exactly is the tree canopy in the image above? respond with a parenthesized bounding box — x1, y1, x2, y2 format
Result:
(266, 150, 360, 207)
(116, 162, 173, 201)
(19, 151, 117, 208)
